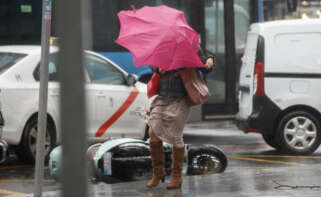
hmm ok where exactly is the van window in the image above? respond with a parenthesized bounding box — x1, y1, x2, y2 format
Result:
(274, 33, 321, 70)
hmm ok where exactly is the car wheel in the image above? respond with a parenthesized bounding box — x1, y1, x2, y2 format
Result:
(276, 110, 321, 155)
(187, 145, 227, 175)
(16, 117, 56, 163)
(262, 133, 280, 149)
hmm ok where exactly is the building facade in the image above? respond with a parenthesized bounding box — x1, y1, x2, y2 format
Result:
(0, 0, 260, 120)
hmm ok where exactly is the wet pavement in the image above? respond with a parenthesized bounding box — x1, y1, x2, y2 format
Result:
(2, 121, 321, 196)
(4, 164, 321, 197)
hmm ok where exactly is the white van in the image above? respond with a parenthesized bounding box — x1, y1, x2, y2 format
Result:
(236, 19, 321, 154)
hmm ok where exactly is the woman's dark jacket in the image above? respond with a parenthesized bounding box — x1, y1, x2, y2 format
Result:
(150, 49, 214, 98)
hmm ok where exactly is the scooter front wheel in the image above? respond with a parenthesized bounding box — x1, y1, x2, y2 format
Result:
(187, 145, 227, 175)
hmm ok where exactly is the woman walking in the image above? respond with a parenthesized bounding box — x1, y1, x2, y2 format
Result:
(146, 56, 214, 189)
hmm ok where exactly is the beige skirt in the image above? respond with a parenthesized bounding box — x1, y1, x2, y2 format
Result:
(147, 96, 190, 147)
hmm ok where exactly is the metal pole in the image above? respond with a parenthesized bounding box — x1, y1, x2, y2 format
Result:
(215, 0, 219, 54)
(55, 0, 90, 196)
(34, 0, 51, 196)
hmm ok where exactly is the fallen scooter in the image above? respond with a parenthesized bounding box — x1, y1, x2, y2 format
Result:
(49, 138, 228, 183)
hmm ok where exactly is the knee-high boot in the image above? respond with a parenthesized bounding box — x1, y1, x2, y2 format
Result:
(146, 141, 166, 187)
(167, 146, 184, 189)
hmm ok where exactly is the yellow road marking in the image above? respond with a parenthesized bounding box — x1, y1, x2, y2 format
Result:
(228, 166, 274, 169)
(0, 179, 55, 183)
(228, 155, 305, 166)
(228, 154, 321, 159)
(0, 189, 25, 195)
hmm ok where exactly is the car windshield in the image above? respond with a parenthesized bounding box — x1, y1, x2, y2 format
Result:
(0, 52, 27, 74)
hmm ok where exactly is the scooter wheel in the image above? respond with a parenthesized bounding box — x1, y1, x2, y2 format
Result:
(187, 145, 227, 175)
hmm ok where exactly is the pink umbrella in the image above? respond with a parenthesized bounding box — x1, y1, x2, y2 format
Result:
(115, 5, 205, 71)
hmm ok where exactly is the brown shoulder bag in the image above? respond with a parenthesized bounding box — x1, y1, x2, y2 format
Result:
(179, 68, 211, 106)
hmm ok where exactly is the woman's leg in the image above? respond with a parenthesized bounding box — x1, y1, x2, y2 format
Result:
(146, 128, 166, 187)
(167, 145, 184, 189)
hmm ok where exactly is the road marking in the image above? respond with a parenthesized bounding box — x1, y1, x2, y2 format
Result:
(221, 145, 267, 151)
(0, 179, 55, 183)
(0, 165, 31, 170)
(228, 155, 305, 166)
(0, 189, 25, 195)
(228, 165, 274, 169)
(232, 154, 321, 159)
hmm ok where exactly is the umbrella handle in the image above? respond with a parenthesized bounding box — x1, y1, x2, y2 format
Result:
(131, 5, 136, 13)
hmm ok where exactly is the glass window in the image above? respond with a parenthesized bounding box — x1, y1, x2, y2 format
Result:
(204, 0, 226, 104)
(34, 53, 58, 81)
(234, 0, 250, 95)
(85, 54, 125, 85)
(262, 0, 313, 21)
(90, 0, 189, 51)
(0, 52, 26, 74)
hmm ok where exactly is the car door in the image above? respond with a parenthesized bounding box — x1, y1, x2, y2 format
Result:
(84, 53, 144, 140)
(33, 53, 60, 127)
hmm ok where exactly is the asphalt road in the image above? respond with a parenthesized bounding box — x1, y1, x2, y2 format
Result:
(1, 122, 321, 196)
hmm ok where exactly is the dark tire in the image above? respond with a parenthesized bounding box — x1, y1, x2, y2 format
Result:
(187, 145, 227, 175)
(276, 110, 321, 155)
(262, 133, 280, 149)
(16, 116, 56, 163)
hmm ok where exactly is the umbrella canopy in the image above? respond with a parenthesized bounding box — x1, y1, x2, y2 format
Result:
(115, 5, 205, 71)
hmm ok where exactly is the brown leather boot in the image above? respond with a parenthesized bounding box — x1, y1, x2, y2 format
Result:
(146, 141, 166, 187)
(167, 146, 184, 189)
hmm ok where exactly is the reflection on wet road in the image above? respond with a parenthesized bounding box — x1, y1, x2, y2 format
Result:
(1, 126, 321, 196)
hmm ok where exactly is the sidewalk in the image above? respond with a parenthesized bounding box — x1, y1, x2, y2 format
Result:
(6, 164, 321, 197)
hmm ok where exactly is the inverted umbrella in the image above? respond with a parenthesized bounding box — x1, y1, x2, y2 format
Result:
(115, 5, 205, 71)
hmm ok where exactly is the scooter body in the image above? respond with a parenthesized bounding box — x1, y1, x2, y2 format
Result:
(49, 138, 228, 183)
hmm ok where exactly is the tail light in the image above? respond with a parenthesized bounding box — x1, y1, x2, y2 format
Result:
(253, 61, 264, 96)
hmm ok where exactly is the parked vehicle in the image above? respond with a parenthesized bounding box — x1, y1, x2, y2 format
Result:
(49, 138, 228, 183)
(0, 45, 149, 162)
(99, 52, 153, 84)
(236, 19, 321, 154)
(0, 109, 7, 163)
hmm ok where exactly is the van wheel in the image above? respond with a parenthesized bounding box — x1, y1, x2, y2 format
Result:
(276, 111, 321, 155)
(16, 117, 56, 163)
(262, 133, 280, 149)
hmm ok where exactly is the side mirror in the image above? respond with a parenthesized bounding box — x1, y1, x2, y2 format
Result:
(126, 74, 137, 86)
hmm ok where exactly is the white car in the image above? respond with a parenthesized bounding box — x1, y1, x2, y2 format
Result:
(0, 45, 149, 162)
(236, 19, 321, 154)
